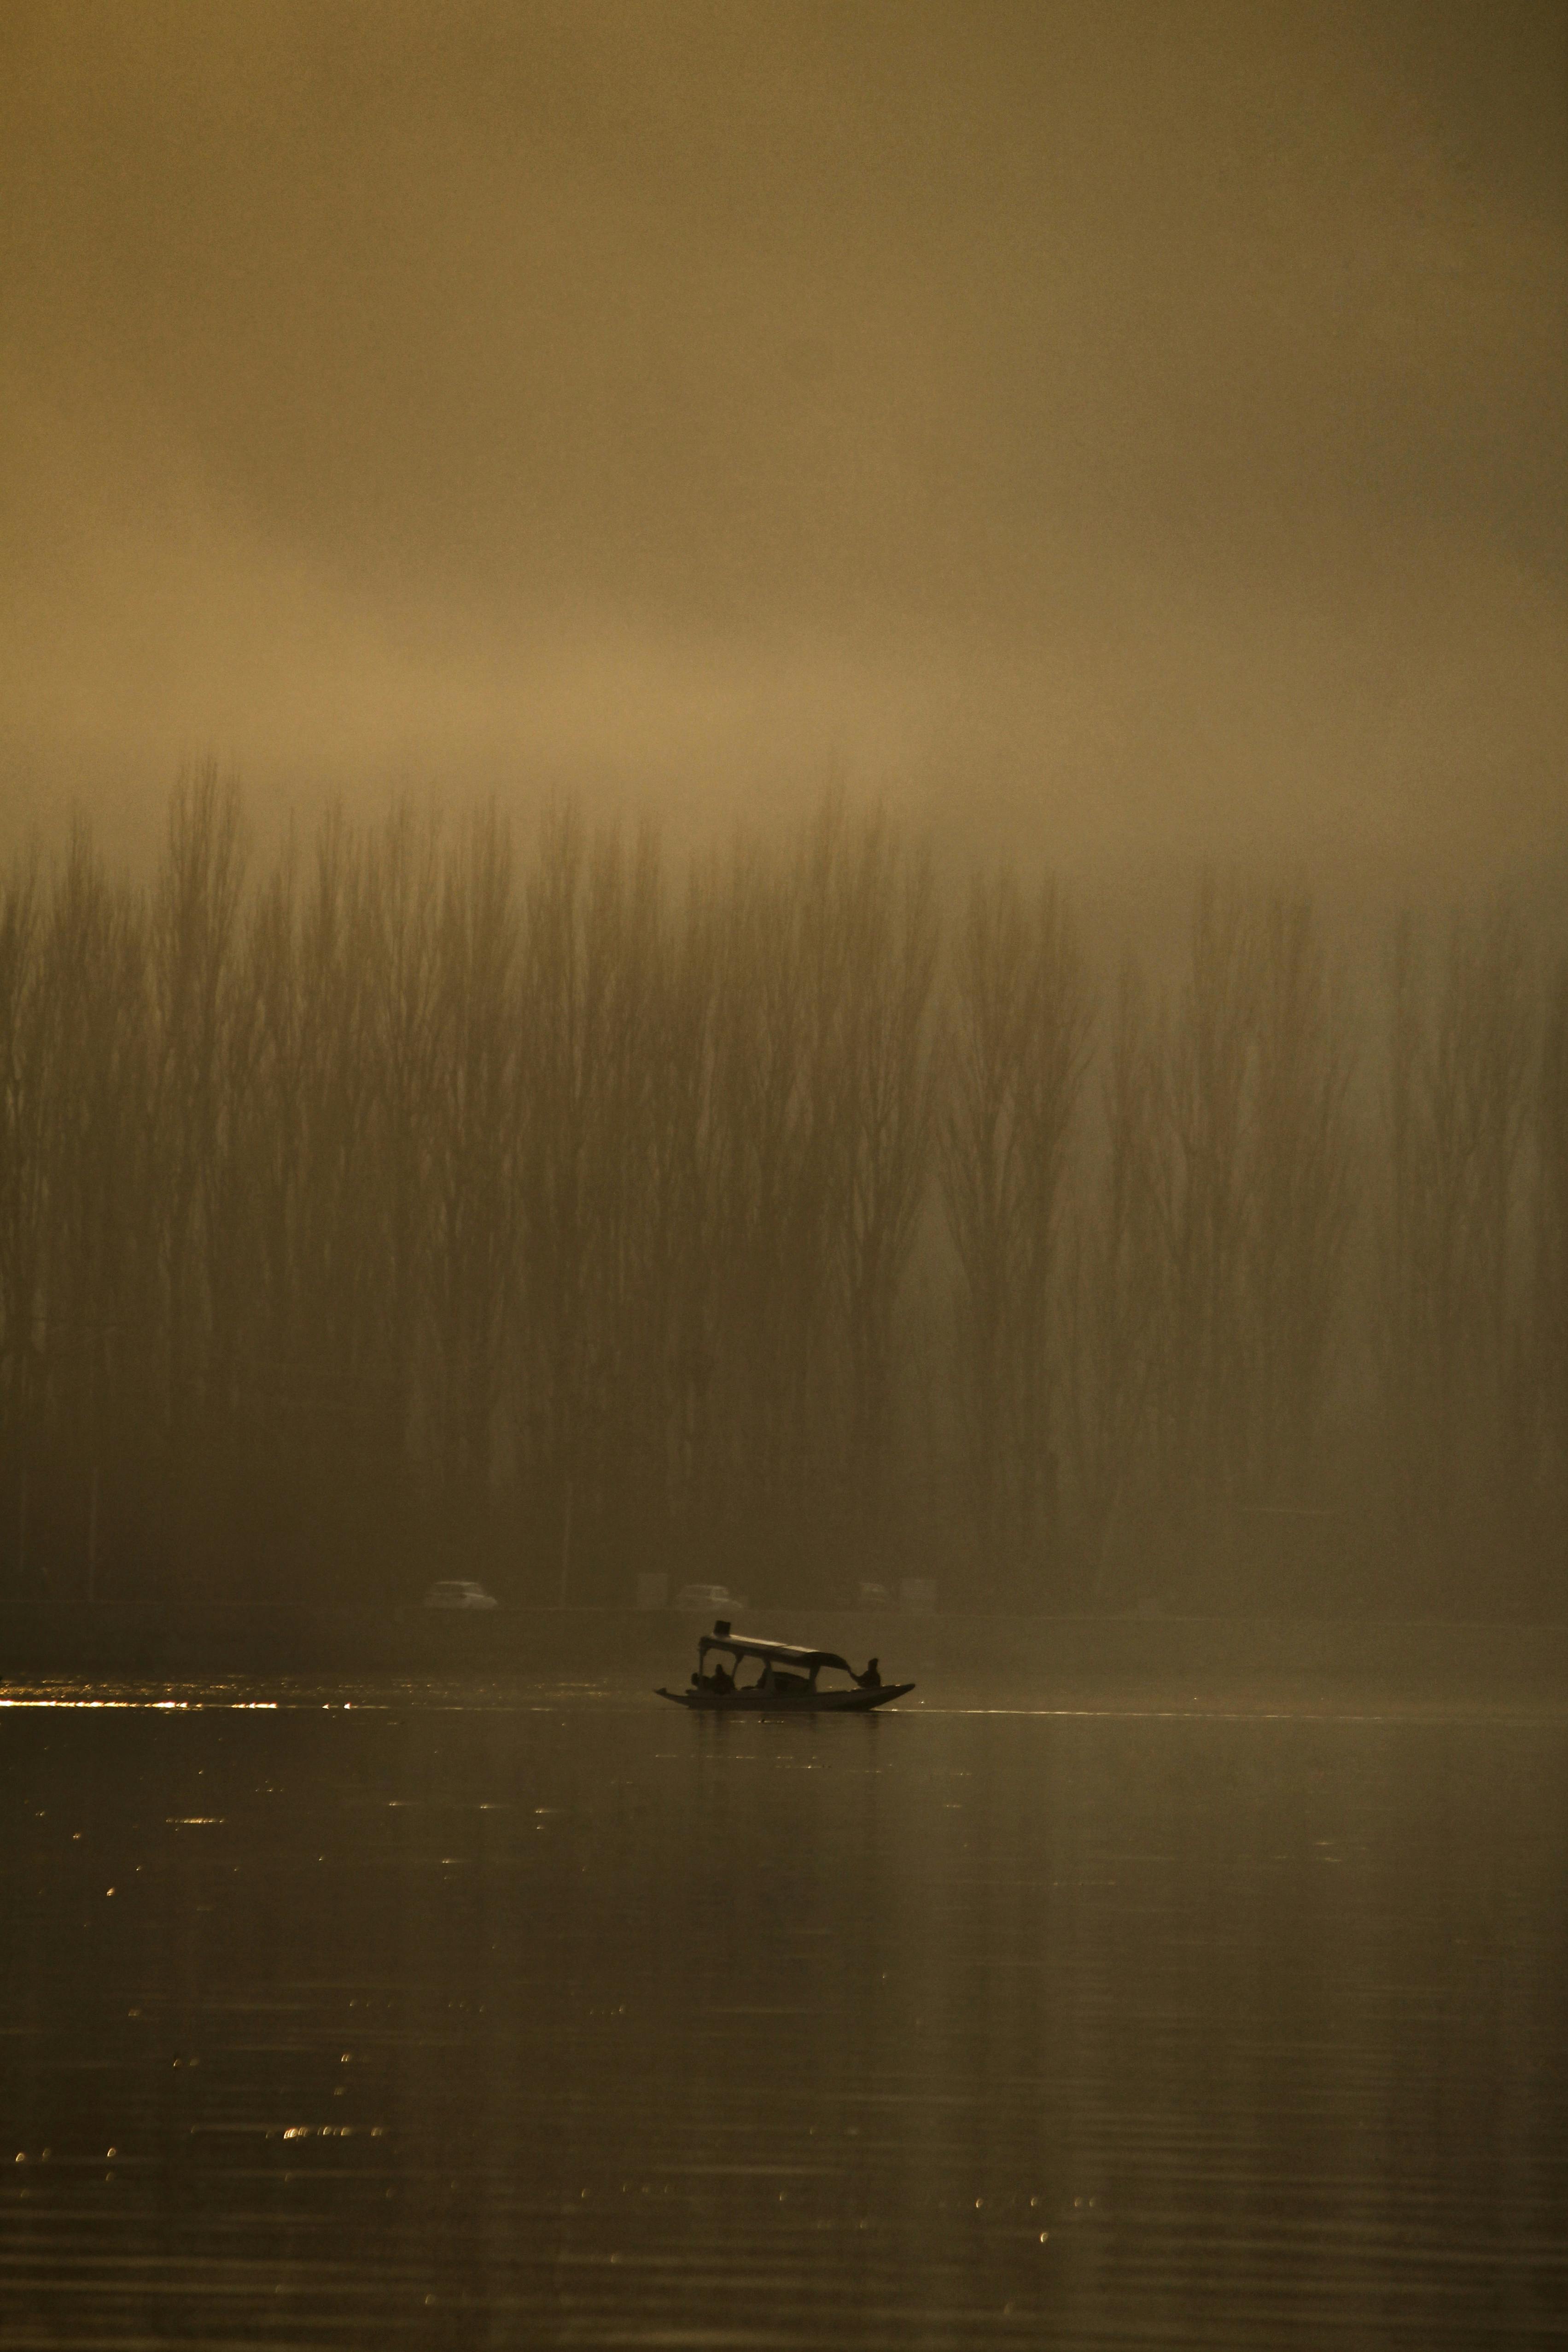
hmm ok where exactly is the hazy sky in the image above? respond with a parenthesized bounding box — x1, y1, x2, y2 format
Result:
(2, 0, 1564, 892)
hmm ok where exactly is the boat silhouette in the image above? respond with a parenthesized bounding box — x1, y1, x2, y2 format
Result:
(657, 1618, 915, 1711)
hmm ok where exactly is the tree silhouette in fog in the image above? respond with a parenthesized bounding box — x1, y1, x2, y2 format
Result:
(0, 770, 1562, 1618)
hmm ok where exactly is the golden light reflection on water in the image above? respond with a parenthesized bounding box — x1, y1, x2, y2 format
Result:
(0, 1696, 280, 1710)
(1, 1688, 1563, 2345)
(0, 1678, 638, 1715)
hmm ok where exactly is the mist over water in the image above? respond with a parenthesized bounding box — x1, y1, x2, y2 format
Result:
(3, 1666, 1564, 2348)
(2, 7, 1564, 2342)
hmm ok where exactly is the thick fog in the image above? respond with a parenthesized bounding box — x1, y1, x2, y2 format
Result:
(2, 0, 1564, 898)
(0, 771, 1560, 1618)
(1, 4, 1564, 1620)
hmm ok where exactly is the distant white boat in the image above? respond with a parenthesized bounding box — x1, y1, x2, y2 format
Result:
(672, 1580, 748, 1613)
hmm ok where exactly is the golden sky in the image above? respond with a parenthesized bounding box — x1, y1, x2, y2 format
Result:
(2, 0, 1564, 893)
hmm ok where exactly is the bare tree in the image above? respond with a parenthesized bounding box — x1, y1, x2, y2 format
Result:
(1537, 958, 1568, 1599)
(1062, 958, 1161, 1601)
(38, 827, 150, 1583)
(256, 812, 387, 1559)
(639, 859, 721, 1554)
(941, 872, 1090, 1599)
(365, 804, 443, 1485)
(940, 872, 1033, 1580)
(430, 806, 519, 1512)
(146, 765, 247, 1452)
(705, 840, 825, 1567)
(515, 807, 658, 1595)
(1245, 891, 1356, 1505)
(1010, 883, 1092, 1590)
(0, 850, 49, 1576)
(1377, 902, 1536, 1599)
(832, 809, 939, 1584)
(1147, 876, 1259, 1593)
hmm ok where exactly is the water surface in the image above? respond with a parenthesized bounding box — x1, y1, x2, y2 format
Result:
(2, 1670, 1564, 2347)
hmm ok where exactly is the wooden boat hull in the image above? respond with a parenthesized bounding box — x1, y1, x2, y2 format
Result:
(655, 1682, 914, 1712)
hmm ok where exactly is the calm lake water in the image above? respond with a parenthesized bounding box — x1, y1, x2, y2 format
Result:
(1, 1665, 1564, 2349)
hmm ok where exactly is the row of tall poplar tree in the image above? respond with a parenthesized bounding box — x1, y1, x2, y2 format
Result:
(1, 772, 1562, 1615)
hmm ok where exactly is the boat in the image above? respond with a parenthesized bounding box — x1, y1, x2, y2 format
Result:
(656, 1619, 915, 1711)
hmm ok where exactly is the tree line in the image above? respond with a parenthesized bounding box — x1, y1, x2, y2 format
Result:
(1, 771, 1562, 1616)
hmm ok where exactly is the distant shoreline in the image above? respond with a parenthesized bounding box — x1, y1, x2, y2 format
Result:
(3, 1603, 1565, 1705)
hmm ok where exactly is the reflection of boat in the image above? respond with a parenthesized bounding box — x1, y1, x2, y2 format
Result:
(657, 1619, 914, 1712)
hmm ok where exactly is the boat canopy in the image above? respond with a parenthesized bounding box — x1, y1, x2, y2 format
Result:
(698, 1630, 856, 1675)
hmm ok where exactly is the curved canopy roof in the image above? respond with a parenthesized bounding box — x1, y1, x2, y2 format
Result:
(697, 1631, 856, 1674)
